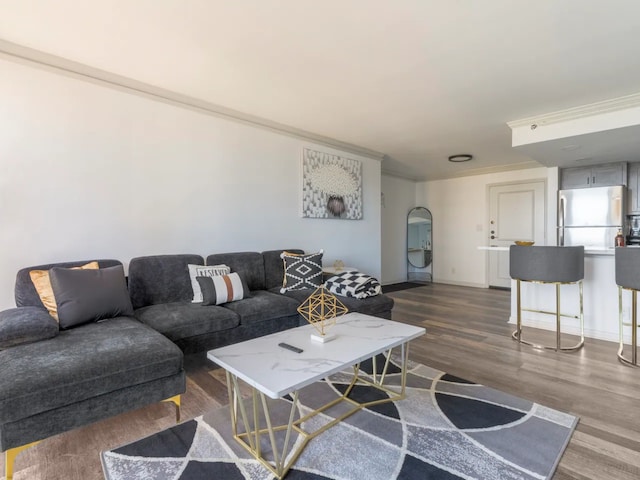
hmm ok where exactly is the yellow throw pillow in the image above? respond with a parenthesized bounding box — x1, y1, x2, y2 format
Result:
(29, 261, 99, 321)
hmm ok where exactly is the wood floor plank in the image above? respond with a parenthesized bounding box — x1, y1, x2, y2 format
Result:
(3, 282, 639, 479)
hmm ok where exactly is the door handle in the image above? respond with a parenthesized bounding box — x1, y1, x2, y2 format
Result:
(490, 235, 495, 239)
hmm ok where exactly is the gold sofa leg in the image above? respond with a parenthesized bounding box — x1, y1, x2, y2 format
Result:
(5, 441, 40, 480)
(4, 396, 181, 479)
(162, 394, 181, 422)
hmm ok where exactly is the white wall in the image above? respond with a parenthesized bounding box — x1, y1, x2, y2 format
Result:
(415, 167, 556, 287)
(0, 58, 381, 309)
(381, 175, 416, 284)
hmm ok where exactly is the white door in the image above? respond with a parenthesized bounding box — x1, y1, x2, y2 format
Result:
(488, 181, 546, 288)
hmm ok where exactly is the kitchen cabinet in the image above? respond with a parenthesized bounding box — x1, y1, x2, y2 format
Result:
(560, 162, 627, 189)
(628, 162, 640, 213)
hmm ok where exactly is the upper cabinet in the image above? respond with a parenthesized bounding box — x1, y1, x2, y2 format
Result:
(628, 162, 640, 214)
(560, 162, 627, 189)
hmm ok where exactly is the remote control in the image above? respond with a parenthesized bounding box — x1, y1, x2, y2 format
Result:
(278, 342, 303, 353)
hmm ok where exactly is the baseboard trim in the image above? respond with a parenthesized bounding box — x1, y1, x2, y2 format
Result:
(508, 315, 622, 344)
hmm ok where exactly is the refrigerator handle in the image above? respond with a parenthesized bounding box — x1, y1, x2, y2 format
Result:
(558, 196, 565, 246)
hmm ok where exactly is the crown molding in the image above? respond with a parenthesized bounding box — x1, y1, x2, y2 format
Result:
(381, 169, 421, 181)
(507, 92, 640, 129)
(0, 38, 385, 162)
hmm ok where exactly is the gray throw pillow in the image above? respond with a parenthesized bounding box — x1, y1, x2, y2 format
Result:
(0, 306, 58, 349)
(49, 265, 134, 329)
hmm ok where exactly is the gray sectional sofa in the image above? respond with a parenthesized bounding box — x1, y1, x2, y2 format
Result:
(0, 249, 393, 479)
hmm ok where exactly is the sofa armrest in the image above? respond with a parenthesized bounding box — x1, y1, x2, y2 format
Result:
(0, 307, 58, 349)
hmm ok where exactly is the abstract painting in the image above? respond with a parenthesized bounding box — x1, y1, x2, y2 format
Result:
(302, 147, 363, 219)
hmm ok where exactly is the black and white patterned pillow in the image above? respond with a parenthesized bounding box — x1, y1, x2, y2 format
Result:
(188, 264, 231, 302)
(280, 250, 324, 293)
(324, 271, 382, 299)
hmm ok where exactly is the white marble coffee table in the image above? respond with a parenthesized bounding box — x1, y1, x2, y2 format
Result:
(207, 312, 425, 478)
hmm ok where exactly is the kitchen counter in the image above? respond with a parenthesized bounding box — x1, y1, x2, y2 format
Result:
(477, 245, 617, 255)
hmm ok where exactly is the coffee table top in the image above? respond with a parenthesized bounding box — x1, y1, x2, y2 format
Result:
(207, 312, 425, 398)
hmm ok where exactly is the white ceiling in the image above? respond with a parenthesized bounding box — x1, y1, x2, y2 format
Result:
(2, 0, 640, 180)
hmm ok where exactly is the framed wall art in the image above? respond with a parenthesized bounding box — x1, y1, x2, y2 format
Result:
(302, 148, 363, 219)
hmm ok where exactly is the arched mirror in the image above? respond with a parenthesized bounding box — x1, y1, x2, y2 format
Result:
(407, 207, 432, 282)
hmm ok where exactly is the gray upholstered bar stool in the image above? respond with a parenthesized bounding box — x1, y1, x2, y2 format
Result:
(615, 247, 640, 366)
(510, 245, 585, 351)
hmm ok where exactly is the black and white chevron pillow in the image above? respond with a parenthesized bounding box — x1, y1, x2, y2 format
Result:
(280, 250, 324, 293)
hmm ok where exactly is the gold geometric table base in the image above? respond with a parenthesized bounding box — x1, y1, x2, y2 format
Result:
(225, 344, 410, 479)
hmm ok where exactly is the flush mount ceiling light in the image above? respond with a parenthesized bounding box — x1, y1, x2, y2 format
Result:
(448, 154, 473, 163)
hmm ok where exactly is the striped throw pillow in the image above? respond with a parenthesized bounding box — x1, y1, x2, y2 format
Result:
(196, 273, 250, 306)
(188, 264, 231, 302)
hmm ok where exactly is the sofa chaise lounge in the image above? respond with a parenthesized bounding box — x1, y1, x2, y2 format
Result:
(0, 249, 393, 479)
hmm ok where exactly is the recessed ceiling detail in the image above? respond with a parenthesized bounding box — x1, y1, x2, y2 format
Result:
(508, 94, 640, 168)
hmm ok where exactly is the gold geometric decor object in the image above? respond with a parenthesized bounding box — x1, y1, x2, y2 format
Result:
(333, 259, 345, 271)
(297, 286, 348, 342)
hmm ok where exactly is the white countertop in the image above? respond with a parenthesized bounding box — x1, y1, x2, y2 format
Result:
(477, 245, 616, 256)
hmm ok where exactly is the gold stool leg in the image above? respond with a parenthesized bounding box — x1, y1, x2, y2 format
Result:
(556, 283, 561, 351)
(633, 291, 638, 365)
(512, 279, 522, 343)
(162, 395, 181, 422)
(618, 288, 639, 366)
(511, 280, 584, 351)
(5, 441, 40, 480)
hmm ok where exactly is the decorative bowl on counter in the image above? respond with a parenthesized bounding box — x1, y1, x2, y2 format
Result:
(514, 241, 535, 246)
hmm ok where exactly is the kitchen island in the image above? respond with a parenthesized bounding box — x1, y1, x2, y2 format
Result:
(480, 246, 631, 343)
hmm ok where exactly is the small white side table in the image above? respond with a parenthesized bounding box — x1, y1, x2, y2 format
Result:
(322, 266, 356, 275)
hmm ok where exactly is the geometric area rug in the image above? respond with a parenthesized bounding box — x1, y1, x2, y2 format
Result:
(102, 355, 578, 480)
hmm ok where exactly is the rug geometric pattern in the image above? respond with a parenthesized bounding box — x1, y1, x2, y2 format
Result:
(102, 355, 578, 480)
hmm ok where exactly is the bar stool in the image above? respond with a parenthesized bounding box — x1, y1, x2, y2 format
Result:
(510, 245, 585, 351)
(615, 247, 640, 366)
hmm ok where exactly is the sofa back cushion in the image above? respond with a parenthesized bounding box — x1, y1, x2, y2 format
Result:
(50, 265, 134, 329)
(128, 254, 204, 309)
(15, 259, 122, 309)
(262, 249, 304, 290)
(206, 252, 266, 291)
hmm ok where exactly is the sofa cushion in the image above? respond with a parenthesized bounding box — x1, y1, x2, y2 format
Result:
(262, 249, 304, 290)
(128, 254, 204, 309)
(50, 265, 134, 329)
(188, 264, 231, 303)
(0, 307, 58, 349)
(29, 261, 99, 321)
(15, 259, 122, 309)
(206, 252, 266, 291)
(280, 250, 324, 293)
(0, 317, 182, 424)
(134, 302, 240, 343)
(197, 273, 250, 306)
(221, 290, 300, 326)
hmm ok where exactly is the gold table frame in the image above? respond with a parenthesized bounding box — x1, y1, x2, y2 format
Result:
(224, 343, 410, 479)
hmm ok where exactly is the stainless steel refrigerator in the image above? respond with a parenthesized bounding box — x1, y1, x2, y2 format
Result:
(558, 185, 626, 248)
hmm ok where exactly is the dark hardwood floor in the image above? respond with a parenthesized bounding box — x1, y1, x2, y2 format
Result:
(3, 283, 640, 479)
